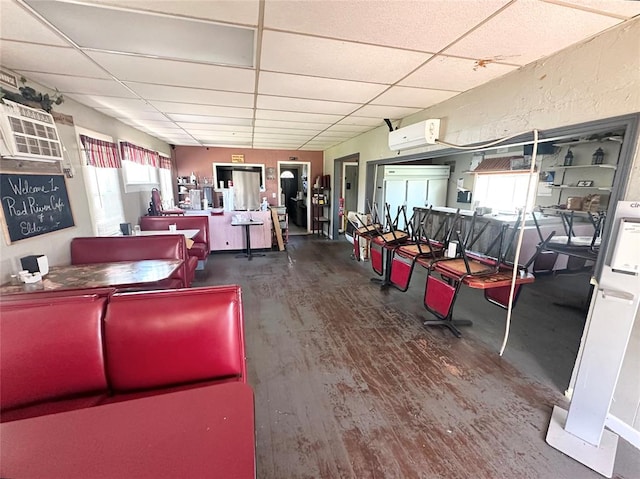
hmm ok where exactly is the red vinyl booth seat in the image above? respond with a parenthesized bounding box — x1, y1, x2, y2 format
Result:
(70, 235, 195, 288)
(139, 215, 210, 264)
(0, 285, 247, 422)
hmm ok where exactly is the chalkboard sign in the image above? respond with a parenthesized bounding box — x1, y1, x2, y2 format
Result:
(0, 173, 74, 243)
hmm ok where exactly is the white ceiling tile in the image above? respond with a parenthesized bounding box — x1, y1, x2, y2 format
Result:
(351, 105, 422, 119)
(179, 123, 253, 133)
(254, 120, 326, 132)
(253, 132, 315, 141)
(335, 116, 387, 127)
(95, 108, 169, 121)
(168, 114, 253, 126)
(150, 101, 253, 118)
(257, 95, 359, 115)
(21, 73, 137, 97)
(0, 1, 68, 45)
(69, 95, 156, 111)
(263, 0, 510, 52)
(372, 86, 458, 108)
(444, 0, 621, 66)
(324, 124, 372, 133)
(255, 110, 341, 124)
(400, 55, 518, 92)
(542, 0, 640, 18)
(193, 132, 253, 141)
(261, 31, 431, 83)
(0, 40, 110, 78)
(25, 1, 255, 67)
(258, 71, 387, 103)
(204, 139, 253, 147)
(125, 82, 254, 107)
(85, 51, 256, 91)
(313, 132, 352, 140)
(84, 0, 261, 25)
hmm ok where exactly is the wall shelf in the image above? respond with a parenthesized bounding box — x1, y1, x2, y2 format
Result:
(552, 164, 616, 170)
(550, 185, 612, 192)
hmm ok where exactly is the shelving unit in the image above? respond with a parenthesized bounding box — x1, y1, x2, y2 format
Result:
(177, 176, 198, 209)
(312, 186, 330, 238)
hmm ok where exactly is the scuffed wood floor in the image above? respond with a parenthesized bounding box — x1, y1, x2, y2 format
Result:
(195, 236, 638, 479)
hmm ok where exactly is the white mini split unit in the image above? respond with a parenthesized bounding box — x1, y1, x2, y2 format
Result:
(0, 99, 64, 162)
(388, 119, 441, 151)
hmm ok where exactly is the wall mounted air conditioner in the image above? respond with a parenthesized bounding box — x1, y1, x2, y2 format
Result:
(388, 119, 441, 151)
(0, 99, 64, 162)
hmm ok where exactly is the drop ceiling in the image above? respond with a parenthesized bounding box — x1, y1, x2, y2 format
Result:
(1, 0, 638, 151)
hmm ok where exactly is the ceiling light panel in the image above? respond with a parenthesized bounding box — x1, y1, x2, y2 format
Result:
(335, 116, 386, 127)
(400, 55, 518, 92)
(0, 40, 110, 78)
(444, 0, 620, 66)
(372, 86, 458, 108)
(84, 0, 261, 25)
(261, 31, 431, 84)
(258, 71, 388, 103)
(85, 51, 256, 91)
(124, 82, 254, 107)
(70, 95, 157, 111)
(0, 1, 69, 45)
(150, 102, 253, 118)
(263, 0, 510, 53)
(24, 1, 255, 68)
(257, 95, 359, 115)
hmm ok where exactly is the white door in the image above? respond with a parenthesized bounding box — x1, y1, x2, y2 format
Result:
(384, 180, 406, 226)
(426, 178, 448, 207)
(405, 179, 429, 228)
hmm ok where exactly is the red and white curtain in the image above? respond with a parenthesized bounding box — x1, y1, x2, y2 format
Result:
(79, 135, 121, 168)
(120, 141, 160, 167)
(159, 155, 172, 170)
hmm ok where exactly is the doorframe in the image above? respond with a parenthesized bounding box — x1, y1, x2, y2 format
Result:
(277, 161, 311, 233)
(332, 153, 359, 239)
(339, 161, 358, 232)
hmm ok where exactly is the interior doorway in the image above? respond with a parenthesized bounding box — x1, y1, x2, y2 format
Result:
(340, 162, 358, 232)
(332, 153, 359, 239)
(277, 161, 311, 235)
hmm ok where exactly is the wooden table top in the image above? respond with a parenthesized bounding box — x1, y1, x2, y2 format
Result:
(0, 259, 182, 295)
(433, 258, 535, 289)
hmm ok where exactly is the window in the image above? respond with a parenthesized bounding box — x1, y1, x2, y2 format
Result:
(158, 155, 175, 208)
(473, 172, 538, 213)
(120, 141, 159, 188)
(77, 129, 125, 236)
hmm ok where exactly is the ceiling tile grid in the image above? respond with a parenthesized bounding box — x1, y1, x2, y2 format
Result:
(0, 0, 637, 150)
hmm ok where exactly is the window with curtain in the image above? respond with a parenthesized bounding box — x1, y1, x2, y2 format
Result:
(158, 155, 174, 208)
(473, 171, 538, 213)
(78, 131, 126, 236)
(120, 141, 159, 186)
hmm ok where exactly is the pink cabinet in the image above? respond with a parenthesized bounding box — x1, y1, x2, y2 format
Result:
(208, 211, 272, 251)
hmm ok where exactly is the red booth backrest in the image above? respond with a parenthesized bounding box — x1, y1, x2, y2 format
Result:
(0, 296, 109, 410)
(70, 236, 189, 287)
(139, 215, 209, 251)
(104, 286, 246, 392)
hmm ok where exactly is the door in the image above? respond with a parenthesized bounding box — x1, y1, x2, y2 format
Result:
(342, 164, 358, 231)
(426, 178, 448, 207)
(384, 180, 406, 227)
(405, 179, 429, 228)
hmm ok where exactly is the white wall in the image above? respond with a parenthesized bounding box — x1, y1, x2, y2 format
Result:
(0, 71, 171, 278)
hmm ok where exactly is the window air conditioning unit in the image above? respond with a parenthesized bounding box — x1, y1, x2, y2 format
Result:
(388, 119, 441, 151)
(0, 99, 64, 162)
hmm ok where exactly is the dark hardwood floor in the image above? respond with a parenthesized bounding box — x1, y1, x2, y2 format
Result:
(194, 236, 638, 479)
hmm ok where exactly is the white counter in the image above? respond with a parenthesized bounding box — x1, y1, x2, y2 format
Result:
(186, 210, 272, 251)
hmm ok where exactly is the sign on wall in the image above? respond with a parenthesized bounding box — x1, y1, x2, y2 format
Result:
(0, 173, 75, 243)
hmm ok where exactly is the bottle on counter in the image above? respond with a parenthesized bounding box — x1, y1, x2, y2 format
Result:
(190, 171, 196, 184)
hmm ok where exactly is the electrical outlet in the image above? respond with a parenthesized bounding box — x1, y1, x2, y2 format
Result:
(425, 119, 440, 144)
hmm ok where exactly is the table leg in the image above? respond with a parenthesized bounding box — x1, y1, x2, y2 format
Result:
(245, 225, 252, 260)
